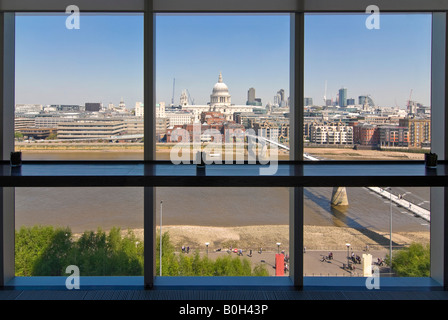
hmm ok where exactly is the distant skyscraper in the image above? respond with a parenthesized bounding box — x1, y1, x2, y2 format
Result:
(276, 89, 286, 107)
(247, 87, 256, 104)
(304, 97, 313, 106)
(338, 88, 347, 107)
(359, 95, 375, 107)
(246, 87, 261, 106)
(347, 98, 355, 106)
(278, 89, 285, 102)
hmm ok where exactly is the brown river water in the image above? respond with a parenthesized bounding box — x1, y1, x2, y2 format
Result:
(15, 151, 430, 234)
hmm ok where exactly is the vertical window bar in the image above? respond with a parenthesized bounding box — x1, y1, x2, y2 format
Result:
(290, 11, 304, 288)
(0, 12, 15, 287)
(430, 12, 447, 288)
(144, 0, 156, 288)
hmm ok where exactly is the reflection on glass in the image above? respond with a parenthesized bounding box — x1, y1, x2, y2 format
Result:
(304, 187, 430, 277)
(155, 14, 290, 162)
(304, 14, 431, 161)
(155, 187, 290, 276)
(14, 14, 144, 160)
(15, 187, 144, 276)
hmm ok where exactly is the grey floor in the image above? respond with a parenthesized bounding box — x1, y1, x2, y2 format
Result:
(1, 288, 448, 300)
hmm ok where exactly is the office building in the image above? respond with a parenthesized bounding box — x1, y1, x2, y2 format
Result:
(399, 118, 431, 148)
(378, 125, 409, 147)
(310, 123, 353, 145)
(338, 87, 347, 107)
(85, 103, 101, 112)
(353, 123, 379, 146)
(247, 87, 255, 104)
(57, 119, 126, 139)
(304, 97, 313, 106)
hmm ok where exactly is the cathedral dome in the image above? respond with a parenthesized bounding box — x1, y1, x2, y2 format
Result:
(212, 72, 229, 93)
(210, 72, 231, 106)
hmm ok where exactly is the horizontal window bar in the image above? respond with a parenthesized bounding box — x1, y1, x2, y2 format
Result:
(1, 0, 447, 12)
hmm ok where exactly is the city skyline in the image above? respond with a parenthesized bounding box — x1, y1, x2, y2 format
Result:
(15, 13, 431, 108)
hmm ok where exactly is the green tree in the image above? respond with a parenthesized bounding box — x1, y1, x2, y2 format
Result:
(14, 131, 24, 139)
(16, 226, 268, 277)
(45, 132, 58, 140)
(70, 227, 143, 276)
(15, 225, 72, 276)
(391, 243, 430, 277)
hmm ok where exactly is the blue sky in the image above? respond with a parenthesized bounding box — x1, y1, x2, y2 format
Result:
(305, 13, 431, 108)
(15, 14, 144, 107)
(15, 13, 431, 108)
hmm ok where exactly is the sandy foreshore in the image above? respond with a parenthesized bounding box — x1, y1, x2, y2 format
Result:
(16, 144, 425, 162)
(21, 146, 429, 252)
(304, 147, 425, 161)
(115, 224, 429, 252)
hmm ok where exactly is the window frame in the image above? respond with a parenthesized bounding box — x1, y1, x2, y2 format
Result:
(0, 0, 446, 290)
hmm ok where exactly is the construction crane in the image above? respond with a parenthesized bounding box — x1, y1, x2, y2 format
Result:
(407, 89, 413, 111)
(323, 80, 327, 105)
(186, 89, 195, 105)
(171, 78, 176, 106)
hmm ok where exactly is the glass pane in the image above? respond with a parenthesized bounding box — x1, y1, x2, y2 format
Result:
(15, 187, 144, 276)
(156, 14, 290, 162)
(155, 187, 290, 277)
(303, 187, 430, 278)
(304, 14, 431, 161)
(15, 13, 144, 160)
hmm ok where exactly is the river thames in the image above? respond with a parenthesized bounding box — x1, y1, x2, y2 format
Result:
(15, 151, 430, 236)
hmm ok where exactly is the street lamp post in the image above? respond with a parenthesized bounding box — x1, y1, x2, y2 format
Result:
(346, 243, 350, 270)
(386, 187, 393, 265)
(160, 200, 163, 277)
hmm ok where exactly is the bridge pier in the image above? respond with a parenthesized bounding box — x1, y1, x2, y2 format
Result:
(331, 187, 349, 206)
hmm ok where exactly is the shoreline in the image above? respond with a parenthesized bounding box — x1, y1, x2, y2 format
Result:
(90, 224, 430, 252)
(16, 147, 429, 252)
(15, 145, 425, 160)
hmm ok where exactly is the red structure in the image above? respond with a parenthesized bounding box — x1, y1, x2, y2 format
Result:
(353, 123, 379, 146)
(275, 254, 284, 276)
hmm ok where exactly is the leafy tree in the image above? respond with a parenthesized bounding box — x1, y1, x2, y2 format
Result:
(70, 227, 143, 276)
(16, 226, 268, 277)
(14, 131, 24, 139)
(155, 231, 179, 276)
(45, 132, 58, 140)
(391, 243, 430, 277)
(15, 225, 72, 276)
